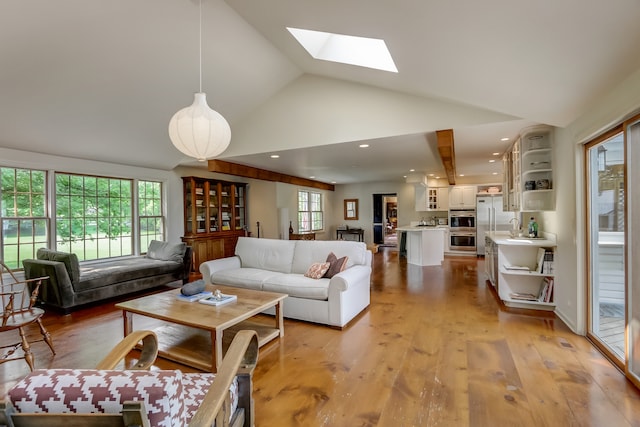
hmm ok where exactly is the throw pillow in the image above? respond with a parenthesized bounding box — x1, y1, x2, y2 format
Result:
(324, 252, 349, 278)
(147, 240, 187, 263)
(304, 262, 331, 279)
(36, 248, 81, 286)
(181, 279, 206, 296)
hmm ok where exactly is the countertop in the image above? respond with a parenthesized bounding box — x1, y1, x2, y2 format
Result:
(485, 231, 556, 246)
(396, 225, 448, 232)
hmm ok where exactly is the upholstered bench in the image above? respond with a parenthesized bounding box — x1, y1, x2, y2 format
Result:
(22, 240, 192, 312)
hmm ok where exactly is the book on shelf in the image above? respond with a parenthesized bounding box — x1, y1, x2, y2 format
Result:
(538, 277, 554, 303)
(176, 291, 212, 303)
(543, 251, 555, 275)
(536, 248, 546, 273)
(504, 264, 530, 271)
(198, 293, 237, 306)
(509, 292, 538, 301)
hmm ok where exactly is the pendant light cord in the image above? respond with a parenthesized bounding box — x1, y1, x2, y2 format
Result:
(199, 0, 202, 93)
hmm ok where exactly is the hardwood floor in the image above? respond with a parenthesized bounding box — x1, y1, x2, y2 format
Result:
(3, 248, 640, 426)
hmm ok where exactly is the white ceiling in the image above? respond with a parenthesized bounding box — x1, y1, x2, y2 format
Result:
(2, 0, 640, 184)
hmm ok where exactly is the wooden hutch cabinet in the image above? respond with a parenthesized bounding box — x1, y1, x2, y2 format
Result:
(181, 176, 247, 274)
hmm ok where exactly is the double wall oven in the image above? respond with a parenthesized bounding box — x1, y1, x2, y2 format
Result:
(449, 209, 476, 252)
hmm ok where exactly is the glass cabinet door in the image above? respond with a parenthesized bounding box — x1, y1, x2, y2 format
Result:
(208, 182, 218, 232)
(195, 181, 206, 233)
(185, 179, 193, 234)
(234, 185, 245, 231)
(220, 183, 232, 231)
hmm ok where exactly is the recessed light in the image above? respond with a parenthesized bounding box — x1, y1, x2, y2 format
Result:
(359, 144, 369, 148)
(492, 172, 498, 175)
(270, 154, 280, 159)
(309, 176, 315, 179)
(428, 173, 435, 177)
(435, 176, 440, 179)
(459, 174, 465, 177)
(331, 181, 337, 184)
(489, 159, 496, 163)
(492, 152, 500, 156)
(409, 169, 415, 172)
(501, 137, 510, 141)
(403, 175, 407, 178)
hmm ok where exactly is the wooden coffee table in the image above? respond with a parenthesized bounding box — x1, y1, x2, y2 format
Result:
(115, 284, 287, 372)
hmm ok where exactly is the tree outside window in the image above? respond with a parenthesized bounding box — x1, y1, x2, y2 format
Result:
(0, 168, 48, 269)
(138, 180, 164, 251)
(55, 173, 133, 260)
(298, 190, 323, 232)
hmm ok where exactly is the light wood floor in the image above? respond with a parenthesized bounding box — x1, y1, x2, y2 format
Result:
(3, 248, 640, 426)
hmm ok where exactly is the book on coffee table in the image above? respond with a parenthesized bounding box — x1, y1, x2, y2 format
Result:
(176, 291, 212, 303)
(198, 293, 237, 306)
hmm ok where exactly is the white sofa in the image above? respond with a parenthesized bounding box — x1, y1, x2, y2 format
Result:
(199, 237, 372, 328)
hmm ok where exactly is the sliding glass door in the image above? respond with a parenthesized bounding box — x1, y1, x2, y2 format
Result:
(627, 118, 640, 383)
(586, 129, 625, 364)
(586, 113, 640, 385)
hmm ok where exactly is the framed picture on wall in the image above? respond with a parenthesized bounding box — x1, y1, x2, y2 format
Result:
(344, 199, 358, 220)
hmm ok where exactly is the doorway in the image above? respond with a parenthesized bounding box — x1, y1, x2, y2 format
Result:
(373, 193, 397, 247)
(586, 130, 625, 363)
(585, 113, 640, 386)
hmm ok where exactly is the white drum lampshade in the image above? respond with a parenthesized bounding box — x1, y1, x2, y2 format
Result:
(168, 92, 231, 162)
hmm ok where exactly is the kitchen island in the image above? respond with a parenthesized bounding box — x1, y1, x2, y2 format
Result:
(396, 225, 446, 266)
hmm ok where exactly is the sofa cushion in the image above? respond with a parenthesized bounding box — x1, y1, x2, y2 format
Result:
(235, 237, 296, 274)
(146, 240, 187, 263)
(324, 252, 348, 278)
(76, 257, 182, 292)
(291, 240, 367, 274)
(263, 274, 330, 300)
(211, 268, 285, 291)
(304, 262, 330, 279)
(8, 369, 186, 426)
(37, 248, 80, 286)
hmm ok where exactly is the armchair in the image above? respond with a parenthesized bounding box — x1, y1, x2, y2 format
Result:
(0, 261, 55, 371)
(0, 329, 258, 427)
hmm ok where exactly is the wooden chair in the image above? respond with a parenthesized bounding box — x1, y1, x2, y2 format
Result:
(0, 261, 55, 371)
(0, 329, 259, 427)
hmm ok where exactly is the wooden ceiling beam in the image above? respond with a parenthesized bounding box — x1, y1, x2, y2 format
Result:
(436, 129, 457, 185)
(208, 160, 335, 191)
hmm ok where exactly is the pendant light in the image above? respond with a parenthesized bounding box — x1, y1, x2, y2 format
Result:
(168, 0, 231, 162)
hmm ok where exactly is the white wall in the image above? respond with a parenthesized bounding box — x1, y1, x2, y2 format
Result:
(226, 74, 519, 157)
(332, 181, 437, 243)
(548, 67, 640, 335)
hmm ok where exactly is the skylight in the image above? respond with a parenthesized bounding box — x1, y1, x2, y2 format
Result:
(287, 27, 398, 73)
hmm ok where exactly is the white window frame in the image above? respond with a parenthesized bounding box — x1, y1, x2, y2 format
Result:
(298, 189, 324, 232)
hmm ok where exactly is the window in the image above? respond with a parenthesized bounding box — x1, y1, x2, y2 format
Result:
(138, 180, 164, 251)
(0, 168, 48, 269)
(55, 173, 133, 261)
(1, 168, 165, 269)
(298, 190, 323, 232)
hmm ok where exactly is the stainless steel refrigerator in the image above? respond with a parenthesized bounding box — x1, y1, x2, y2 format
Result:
(476, 195, 513, 255)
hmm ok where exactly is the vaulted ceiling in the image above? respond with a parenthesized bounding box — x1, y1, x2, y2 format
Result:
(2, 1, 639, 184)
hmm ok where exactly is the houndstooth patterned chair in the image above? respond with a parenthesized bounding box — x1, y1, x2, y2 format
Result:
(0, 329, 258, 427)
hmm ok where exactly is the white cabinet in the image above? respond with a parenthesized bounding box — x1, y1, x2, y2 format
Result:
(427, 187, 449, 210)
(520, 127, 554, 211)
(502, 151, 511, 211)
(449, 185, 476, 209)
(492, 235, 556, 311)
(416, 186, 449, 211)
(414, 186, 427, 211)
(503, 138, 521, 211)
(503, 125, 554, 212)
